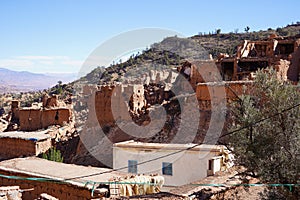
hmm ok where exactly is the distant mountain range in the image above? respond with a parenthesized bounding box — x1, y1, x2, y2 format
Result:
(0, 68, 77, 93)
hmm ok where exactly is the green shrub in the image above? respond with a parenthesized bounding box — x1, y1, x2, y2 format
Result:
(42, 147, 64, 163)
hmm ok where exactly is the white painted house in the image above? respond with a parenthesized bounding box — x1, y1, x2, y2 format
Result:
(113, 140, 233, 186)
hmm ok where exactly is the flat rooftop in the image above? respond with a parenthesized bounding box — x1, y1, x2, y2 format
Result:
(0, 157, 125, 189)
(0, 131, 50, 141)
(114, 140, 225, 152)
(197, 80, 253, 86)
(20, 107, 69, 110)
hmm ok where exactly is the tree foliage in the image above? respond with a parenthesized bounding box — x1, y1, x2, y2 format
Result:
(229, 69, 300, 199)
(244, 26, 250, 33)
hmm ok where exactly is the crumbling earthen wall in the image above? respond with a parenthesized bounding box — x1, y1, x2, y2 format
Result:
(0, 138, 51, 160)
(190, 61, 222, 89)
(41, 109, 70, 128)
(42, 94, 66, 108)
(219, 36, 300, 82)
(19, 109, 42, 131)
(274, 59, 291, 81)
(287, 42, 300, 81)
(11, 100, 20, 121)
(95, 84, 145, 126)
(19, 108, 70, 131)
(196, 81, 252, 102)
(95, 85, 122, 126)
(194, 81, 254, 143)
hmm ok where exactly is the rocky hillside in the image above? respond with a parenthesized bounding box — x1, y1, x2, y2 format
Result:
(78, 23, 300, 85)
(192, 23, 300, 57)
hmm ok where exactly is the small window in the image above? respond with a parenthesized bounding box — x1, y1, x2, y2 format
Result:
(128, 160, 137, 174)
(162, 162, 173, 176)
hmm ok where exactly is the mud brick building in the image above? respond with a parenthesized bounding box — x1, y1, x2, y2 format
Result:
(217, 35, 300, 82)
(0, 131, 51, 160)
(11, 95, 72, 131)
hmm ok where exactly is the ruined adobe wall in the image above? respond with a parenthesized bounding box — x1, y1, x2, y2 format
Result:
(287, 40, 300, 82)
(19, 109, 42, 131)
(190, 61, 222, 89)
(19, 108, 71, 131)
(196, 81, 252, 102)
(11, 100, 20, 121)
(41, 109, 70, 128)
(273, 59, 290, 81)
(35, 139, 52, 156)
(0, 138, 51, 160)
(95, 85, 121, 126)
(94, 84, 145, 126)
(0, 170, 98, 200)
(194, 81, 253, 143)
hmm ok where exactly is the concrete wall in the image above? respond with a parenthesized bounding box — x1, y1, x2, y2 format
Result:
(113, 146, 221, 186)
(19, 108, 70, 131)
(0, 170, 100, 200)
(0, 138, 51, 160)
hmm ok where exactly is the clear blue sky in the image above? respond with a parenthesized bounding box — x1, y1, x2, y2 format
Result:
(0, 0, 299, 73)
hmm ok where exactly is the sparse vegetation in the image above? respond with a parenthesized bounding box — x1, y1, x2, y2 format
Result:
(229, 69, 300, 199)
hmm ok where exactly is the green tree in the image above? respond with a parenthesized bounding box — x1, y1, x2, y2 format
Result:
(229, 69, 300, 199)
(42, 147, 64, 163)
(56, 80, 63, 95)
(244, 26, 250, 33)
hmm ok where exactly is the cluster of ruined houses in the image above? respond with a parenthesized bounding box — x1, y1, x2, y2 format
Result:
(0, 34, 299, 199)
(10, 94, 72, 131)
(217, 34, 300, 82)
(90, 34, 300, 128)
